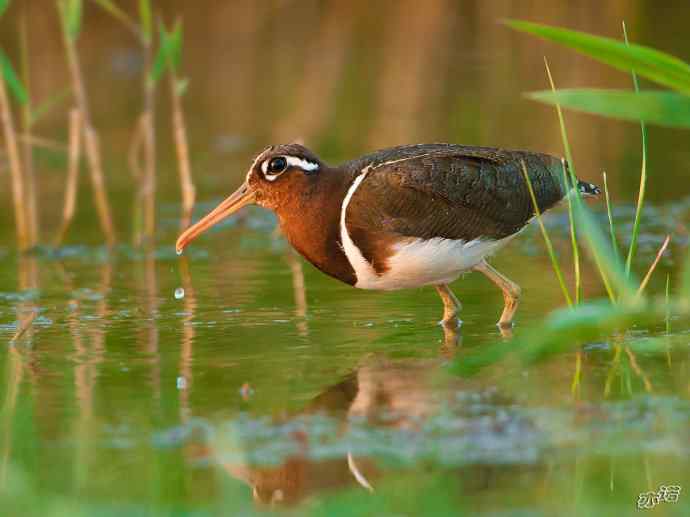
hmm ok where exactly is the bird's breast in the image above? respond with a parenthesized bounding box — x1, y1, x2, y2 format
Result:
(276, 197, 358, 287)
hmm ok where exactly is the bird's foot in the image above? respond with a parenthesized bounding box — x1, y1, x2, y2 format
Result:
(438, 315, 462, 329)
(440, 322, 462, 356)
(497, 320, 514, 339)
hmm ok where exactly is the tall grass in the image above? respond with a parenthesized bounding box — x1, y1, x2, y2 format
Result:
(94, 0, 196, 243)
(507, 19, 690, 304)
(58, 0, 116, 246)
(139, 0, 157, 246)
(520, 161, 572, 307)
(146, 15, 196, 234)
(0, 12, 29, 250)
(454, 20, 690, 377)
(622, 22, 648, 278)
(19, 13, 38, 246)
(0, 1, 198, 249)
(602, 172, 619, 262)
(0, 0, 195, 250)
(157, 20, 196, 231)
(55, 109, 82, 246)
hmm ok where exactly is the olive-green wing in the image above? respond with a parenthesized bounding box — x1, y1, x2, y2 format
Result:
(347, 147, 566, 243)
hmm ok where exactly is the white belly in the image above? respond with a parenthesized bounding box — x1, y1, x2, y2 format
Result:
(351, 235, 514, 290)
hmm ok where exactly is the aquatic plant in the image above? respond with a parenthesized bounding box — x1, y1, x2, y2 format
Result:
(57, 0, 116, 246)
(0, 0, 30, 250)
(93, 0, 195, 242)
(454, 20, 690, 377)
(155, 19, 195, 232)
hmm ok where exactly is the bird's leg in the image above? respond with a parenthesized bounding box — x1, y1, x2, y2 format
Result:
(440, 323, 462, 358)
(473, 261, 521, 328)
(435, 284, 462, 327)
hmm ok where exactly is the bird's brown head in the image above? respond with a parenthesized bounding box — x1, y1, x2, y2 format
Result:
(175, 144, 323, 254)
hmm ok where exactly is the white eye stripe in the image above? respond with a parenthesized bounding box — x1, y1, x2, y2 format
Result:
(285, 156, 319, 171)
(260, 155, 320, 179)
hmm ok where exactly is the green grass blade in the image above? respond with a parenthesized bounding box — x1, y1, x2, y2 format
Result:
(521, 161, 573, 307)
(0, 49, 28, 105)
(623, 23, 648, 279)
(0, 0, 9, 18)
(29, 88, 70, 127)
(543, 59, 577, 185)
(636, 235, 670, 297)
(544, 59, 581, 302)
(149, 34, 169, 84)
(602, 172, 620, 263)
(91, 0, 137, 30)
(561, 161, 581, 304)
(175, 77, 188, 96)
(541, 58, 636, 302)
(451, 300, 654, 377)
(168, 20, 183, 71)
(139, 0, 152, 44)
(506, 19, 690, 95)
(149, 21, 182, 85)
(526, 89, 690, 128)
(665, 273, 671, 334)
(572, 196, 638, 303)
(66, 0, 82, 40)
(149, 20, 183, 85)
(57, 0, 82, 41)
(682, 247, 690, 301)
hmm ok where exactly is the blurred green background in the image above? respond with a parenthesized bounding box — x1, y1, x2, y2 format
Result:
(1, 1, 690, 242)
(1, 1, 690, 515)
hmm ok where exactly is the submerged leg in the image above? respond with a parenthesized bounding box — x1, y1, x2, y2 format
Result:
(473, 261, 521, 328)
(434, 284, 462, 327)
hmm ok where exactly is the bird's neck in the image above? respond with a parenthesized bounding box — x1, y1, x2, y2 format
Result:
(274, 169, 357, 285)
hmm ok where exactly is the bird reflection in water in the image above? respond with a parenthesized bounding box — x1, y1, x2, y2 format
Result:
(198, 327, 524, 508)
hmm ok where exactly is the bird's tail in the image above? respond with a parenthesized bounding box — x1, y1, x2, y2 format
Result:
(560, 158, 601, 198)
(577, 180, 601, 198)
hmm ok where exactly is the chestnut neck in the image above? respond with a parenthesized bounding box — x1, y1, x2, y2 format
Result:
(273, 166, 357, 285)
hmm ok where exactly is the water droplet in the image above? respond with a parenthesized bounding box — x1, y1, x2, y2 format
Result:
(174, 287, 185, 300)
(240, 382, 254, 400)
(176, 376, 187, 390)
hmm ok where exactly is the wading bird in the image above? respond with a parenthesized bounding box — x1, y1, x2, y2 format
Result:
(176, 143, 599, 329)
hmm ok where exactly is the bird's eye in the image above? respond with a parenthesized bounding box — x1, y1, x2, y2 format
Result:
(267, 157, 288, 174)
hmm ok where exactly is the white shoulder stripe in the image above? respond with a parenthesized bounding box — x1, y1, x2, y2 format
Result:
(339, 167, 376, 287)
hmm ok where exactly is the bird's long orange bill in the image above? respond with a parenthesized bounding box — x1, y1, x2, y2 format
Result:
(175, 182, 256, 254)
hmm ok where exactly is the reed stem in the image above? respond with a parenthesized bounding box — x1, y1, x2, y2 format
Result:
(59, 2, 116, 246)
(665, 273, 671, 335)
(545, 59, 582, 302)
(521, 161, 573, 307)
(0, 63, 29, 250)
(141, 42, 156, 245)
(20, 13, 39, 246)
(602, 172, 620, 262)
(636, 235, 670, 297)
(129, 113, 145, 243)
(55, 108, 82, 246)
(622, 22, 648, 278)
(561, 161, 581, 303)
(10, 311, 37, 343)
(169, 70, 195, 230)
